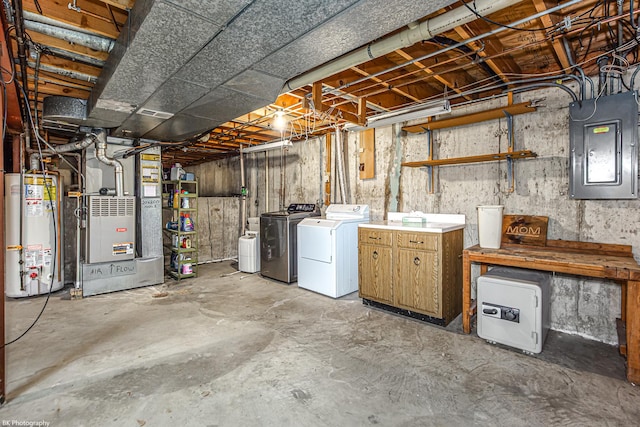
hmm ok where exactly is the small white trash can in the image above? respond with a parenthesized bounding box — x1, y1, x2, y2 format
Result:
(477, 205, 504, 249)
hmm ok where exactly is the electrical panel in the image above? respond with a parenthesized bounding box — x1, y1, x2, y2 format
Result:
(569, 91, 638, 199)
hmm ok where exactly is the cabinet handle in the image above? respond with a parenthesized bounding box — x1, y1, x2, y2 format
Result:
(414, 257, 421, 265)
(409, 240, 424, 244)
(368, 236, 381, 240)
(372, 251, 379, 259)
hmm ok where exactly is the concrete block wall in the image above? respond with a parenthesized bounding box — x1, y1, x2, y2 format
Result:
(193, 78, 639, 344)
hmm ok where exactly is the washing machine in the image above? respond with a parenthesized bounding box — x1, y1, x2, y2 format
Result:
(260, 204, 319, 283)
(477, 267, 551, 353)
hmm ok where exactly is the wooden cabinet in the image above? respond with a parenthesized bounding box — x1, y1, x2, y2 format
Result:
(358, 226, 464, 325)
(358, 229, 393, 304)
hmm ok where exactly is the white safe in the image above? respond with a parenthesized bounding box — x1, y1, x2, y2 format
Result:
(477, 267, 551, 354)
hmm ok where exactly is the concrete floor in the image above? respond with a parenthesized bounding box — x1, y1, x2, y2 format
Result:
(2, 261, 639, 426)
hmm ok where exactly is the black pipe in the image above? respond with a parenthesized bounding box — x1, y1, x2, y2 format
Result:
(631, 65, 640, 89)
(560, 37, 588, 100)
(453, 74, 582, 102)
(505, 83, 578, 102)
(597, 56, 609, 96)
(11, 0, 31, 158)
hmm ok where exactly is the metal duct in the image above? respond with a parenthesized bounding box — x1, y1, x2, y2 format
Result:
(85, 0, 458, 141)
(94, 129, 124, 196)
(284, 0, 523, 91)
(28, 131, 96, 170)
(23, 14, 114, 52)
(43, 46, 106, 68)
(27, 61, 97, 83)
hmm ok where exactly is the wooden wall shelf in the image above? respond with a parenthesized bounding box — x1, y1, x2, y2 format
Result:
(401, 99, 538, 193)
(402, 150, 537, 168)
(402, 102, 537, 133)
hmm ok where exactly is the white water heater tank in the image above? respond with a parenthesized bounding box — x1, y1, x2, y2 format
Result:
(5, 173, 64, 297)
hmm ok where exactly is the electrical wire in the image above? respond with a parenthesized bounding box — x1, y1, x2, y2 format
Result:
(460, 0, 564, 33)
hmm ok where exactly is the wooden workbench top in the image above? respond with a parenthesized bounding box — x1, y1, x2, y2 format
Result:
(465, 241, 640, 281)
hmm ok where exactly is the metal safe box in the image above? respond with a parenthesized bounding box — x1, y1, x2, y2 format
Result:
(477, 267, 551, 354)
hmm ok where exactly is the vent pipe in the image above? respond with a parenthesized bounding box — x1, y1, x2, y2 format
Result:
(28, 132, 97, 170)
(284, 0, 522, 91)
(27, 61, 97, 83)
(94, 129, 124, 196)
(23, 11, 114, 52)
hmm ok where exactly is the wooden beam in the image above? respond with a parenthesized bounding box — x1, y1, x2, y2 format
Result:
(532, 0, 572, 70)
(97, 0, 134, 10)
(312, 81, 327, 112)
(1, 15, 22, 132)
(403, 102, 537, 133)
(401, 150, 537, 168)
(350, 65, 421, 103)
(24, 0, 124, 39)
(358, 97, 366, 125)
(394, 49, 473, 101)
(453, 25, 521, 83)
(27, 81, 89, 99)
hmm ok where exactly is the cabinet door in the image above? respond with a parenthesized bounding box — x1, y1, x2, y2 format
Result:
(395, 248, 438, 315)
(358, 244, 393, 304)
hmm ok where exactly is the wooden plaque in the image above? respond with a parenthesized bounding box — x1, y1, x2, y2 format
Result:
(501, 215, 548, 246)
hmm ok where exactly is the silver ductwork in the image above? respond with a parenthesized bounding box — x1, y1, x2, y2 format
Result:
(23, 11, 114, 52)
(28, 131, 97, 170)
(84, 0, 459, 141)
(27, 61, 98, 83)
(94, 129, 124, 197)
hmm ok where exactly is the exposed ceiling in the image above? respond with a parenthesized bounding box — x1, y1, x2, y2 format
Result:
(2, 0, 639, 167)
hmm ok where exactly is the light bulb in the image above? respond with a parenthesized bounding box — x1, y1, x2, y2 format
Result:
(273, 111, 287, 131)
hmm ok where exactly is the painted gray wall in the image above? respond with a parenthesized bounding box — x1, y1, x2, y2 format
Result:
(192, 78, 639, 344)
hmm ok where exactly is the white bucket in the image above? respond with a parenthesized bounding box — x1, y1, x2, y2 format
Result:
(477, 205, 504, 249)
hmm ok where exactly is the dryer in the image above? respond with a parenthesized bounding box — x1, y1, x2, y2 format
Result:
(297, 204, 370, 298)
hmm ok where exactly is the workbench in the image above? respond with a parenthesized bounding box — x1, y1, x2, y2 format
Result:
(462, 240, 640, 384)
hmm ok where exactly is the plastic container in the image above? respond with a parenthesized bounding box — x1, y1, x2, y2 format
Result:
(173, 190, 179, 208)
(477, 205, 504, 249)
(180, 214, 194, 231)
(170, 163, 184, 180)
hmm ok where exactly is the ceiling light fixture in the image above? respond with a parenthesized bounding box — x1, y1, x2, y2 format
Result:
(345, 99, 451, 131)
(242, 139, 293, 153)
(272, 111, 287, 131)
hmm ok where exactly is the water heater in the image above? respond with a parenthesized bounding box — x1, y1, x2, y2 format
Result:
(5, 173, 64, 297)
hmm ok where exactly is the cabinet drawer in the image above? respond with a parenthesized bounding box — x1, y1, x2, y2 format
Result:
(396, 231, 438, 251)
(359, 228, 393, 246)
